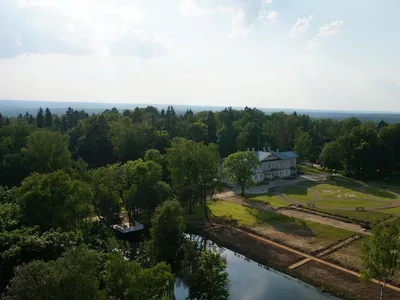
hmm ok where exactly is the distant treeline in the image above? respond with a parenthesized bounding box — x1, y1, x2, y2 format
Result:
(0, 105, 399, 186)
(1, 100, 400, 123)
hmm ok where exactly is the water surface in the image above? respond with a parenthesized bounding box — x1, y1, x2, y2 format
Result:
(175, 241, 338, 300)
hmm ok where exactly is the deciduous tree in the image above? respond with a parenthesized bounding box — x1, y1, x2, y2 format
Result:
(294, 130, 313, 163)
(223, 151, 259, 196)
(361, 218, 400, 300)
(187, 251, 230, 300)
(19, 171, 92, 231)
(22, 130, 72, 173)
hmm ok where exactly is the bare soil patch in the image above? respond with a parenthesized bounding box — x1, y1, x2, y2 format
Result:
(250, 225, 336, 253)
(201, 225, 301, 270)
(326, 238, 400, 286)
(292, 260, 400, 300)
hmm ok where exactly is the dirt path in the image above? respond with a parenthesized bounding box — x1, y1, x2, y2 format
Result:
(316, 234, 361, 257)
(228, 225, 400, 293)
(289, 235, 360, 270)
(279, 209, 371, 235)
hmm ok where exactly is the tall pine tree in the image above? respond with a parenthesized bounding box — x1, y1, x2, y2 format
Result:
(36, 107, 44, 128)
(207, 111, 217, 144)
(44, 108, 53, 128)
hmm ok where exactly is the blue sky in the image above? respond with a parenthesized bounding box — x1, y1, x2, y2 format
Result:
(0, 0, 399, 111)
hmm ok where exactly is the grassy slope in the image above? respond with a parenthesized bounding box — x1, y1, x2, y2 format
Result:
(380, 206, 400, 215)
(315, 208, 390, 223)
(281, 185, 314, 202)
(247, 193, 289, 208)
(187, 200, 354, 244)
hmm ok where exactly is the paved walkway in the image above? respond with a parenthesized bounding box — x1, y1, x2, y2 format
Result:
(225, 225, 400, 293)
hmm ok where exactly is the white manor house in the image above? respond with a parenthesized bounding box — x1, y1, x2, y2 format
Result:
(250, 147, 298, 183)
(222, 147, 298, 184)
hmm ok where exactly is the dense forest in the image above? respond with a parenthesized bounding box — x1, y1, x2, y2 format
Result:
(0, 105, 399, 185)
(1, 105, 400, 299)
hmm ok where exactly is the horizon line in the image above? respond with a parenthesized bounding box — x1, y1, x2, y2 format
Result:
(1, 99, 399, 115)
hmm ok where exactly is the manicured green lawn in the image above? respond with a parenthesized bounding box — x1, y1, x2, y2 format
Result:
(247, 193, 290, 208)
(187, 200, 354, 243)
(282, 185, 314, 202)
(312, 183, 366, 201)
(315, 208, 390, 223)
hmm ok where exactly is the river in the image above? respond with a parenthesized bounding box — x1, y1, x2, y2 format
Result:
(174, 236, 338, 300)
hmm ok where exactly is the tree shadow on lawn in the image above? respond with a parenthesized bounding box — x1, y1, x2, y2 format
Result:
(362, 186, 399, 200)
(245, 207, 316, 238)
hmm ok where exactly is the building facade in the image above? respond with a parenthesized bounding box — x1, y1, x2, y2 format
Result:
(220, 148, 298, 185)
(251, 148, 298, 183)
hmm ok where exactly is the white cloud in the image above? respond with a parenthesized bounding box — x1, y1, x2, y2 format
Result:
(109, 31, 168, 58)
(259, 9, 278, 24)
(0, 0, 91, 58)
(263, 0, 273, 4)
(13, 0, 171, 58)
(288, 14, 314, 37)
(309, 20, 345, 46)
(179, 0, 209, 17)
(229, 9, 253, 36)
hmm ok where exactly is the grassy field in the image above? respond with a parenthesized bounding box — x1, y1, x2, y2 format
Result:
(187, 200, 354, 245)
(315, 208, 391, 223)
(281, 185, 314, 202)
(247, 193, 290, 208)
(313, 198, 384, 208)
(380, 206, 400, 215)
(312, 183, 365, 200)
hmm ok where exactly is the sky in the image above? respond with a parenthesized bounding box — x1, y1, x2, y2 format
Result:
(0, 0, 399, 112)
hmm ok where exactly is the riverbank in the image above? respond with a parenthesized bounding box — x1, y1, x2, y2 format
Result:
(187, 223, 400, 300)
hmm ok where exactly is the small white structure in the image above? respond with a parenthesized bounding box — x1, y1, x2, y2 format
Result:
(112, 222, 144, 234)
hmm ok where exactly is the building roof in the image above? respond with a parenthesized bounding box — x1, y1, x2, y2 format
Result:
(272, 151, 298, 160)
(254, 151, 273, 161)
(254, 150, 298, 162)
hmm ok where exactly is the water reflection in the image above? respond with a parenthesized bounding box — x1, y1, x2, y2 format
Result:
(175, 234, 339, 300)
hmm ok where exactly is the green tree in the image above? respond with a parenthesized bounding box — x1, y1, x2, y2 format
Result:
(122, 159, 163, 222)
(223, 151, 259, 196)
(145, 149, 169, 182)
(89, 166, 122, 224)
(150, 200, 185, 266)
(167, 138, 219, 216)
(44, 108, 53, 128)
(361, 218, 400, 300)
(104, 252, 174, 300)
(4, 246, 103, 300)
(36, 107, 44, 128)
(319, 141, 343, 172)
(189, 122, 208, 143)
(22, 130, 72, 173)
(187, 251, 230, 300)
(19, 171, 93, 231)
(379, 123, 400, 170)
(75, 115, 115, 168)
(293, 130, 313, 163)
(207, 111, 217, 144)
